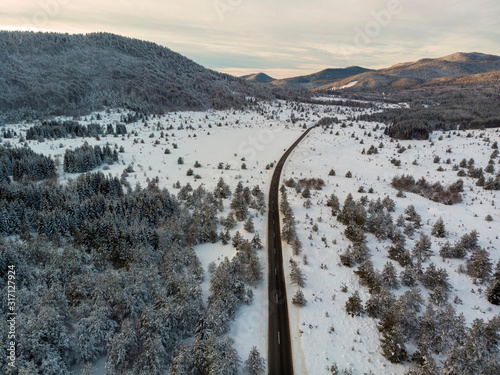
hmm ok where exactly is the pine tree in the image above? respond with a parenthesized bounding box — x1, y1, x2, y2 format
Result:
(365, 289, 396, 319)
(245, 346, 266, 374)
(292, 289, 307, 306)
(381, 262, 400, 289)
(221, 230, 231, 245)
(378, 310, 408, 363)
(405, 355, 438, 375)
(487, 260, 500, 305)
(404, 205, 421, 227)
(326, 193, 340, 216)
(382, 196, 396, 212)
(431, 217, 446, 237)
(466, 247, 492, 284)
(290, 262, 305, 287)
(412, 234, 433, 262)
(251, 234, 263, 250)
(214, 177, 231, 199)
(487, 280, 500, 305)
(301, 186, 311, 198)
(230, 193, 249, 221)
(400, 266, 417, 287)
(223, 212, 237, 230)
(441, 317, 500, 375)
(345, 291, 364, 317)
(291, 237, 303, 256)
(244, 217, 255, 233)
(232, 231, 244, 248)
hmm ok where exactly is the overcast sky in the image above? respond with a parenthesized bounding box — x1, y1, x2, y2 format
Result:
(1, 0, 499, 78)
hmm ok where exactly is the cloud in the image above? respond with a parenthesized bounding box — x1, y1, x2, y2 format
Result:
(1, 0, 499, 78)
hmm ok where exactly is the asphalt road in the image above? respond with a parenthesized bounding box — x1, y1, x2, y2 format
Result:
(267, 125, 317, 375)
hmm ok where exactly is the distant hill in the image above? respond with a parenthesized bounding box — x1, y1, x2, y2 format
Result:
(272, 66, 372, 89)
(241, 73, 276, 83)
(0, 31, 297, 123)
(315, 52, 500, 91)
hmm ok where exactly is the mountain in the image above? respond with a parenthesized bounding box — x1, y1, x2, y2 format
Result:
(241, 73, 276, 83)
(314, 52, 500, 91)
(271, 66, 372, 89)
(0, 31, 297, 123)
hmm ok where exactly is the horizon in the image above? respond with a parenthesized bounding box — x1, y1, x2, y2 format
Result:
(1, 0, 499, 79)
(0, 28, 493, 80)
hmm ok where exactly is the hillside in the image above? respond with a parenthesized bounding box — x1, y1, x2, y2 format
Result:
(272, 66, 371, 89)
(0, 31, 297, 123)
(315, 52, 500, 91)
(241, 72, 276, 83)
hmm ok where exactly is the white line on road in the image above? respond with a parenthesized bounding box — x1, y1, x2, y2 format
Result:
(278, 331, 281, 345)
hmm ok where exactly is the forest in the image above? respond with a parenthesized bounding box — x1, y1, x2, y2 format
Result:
(0, 141, 266, 374)
(0, 31, 305, 124)
(359, 85, 500, 140)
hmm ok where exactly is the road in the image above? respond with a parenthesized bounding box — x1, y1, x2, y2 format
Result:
(267, 124, 317, 374)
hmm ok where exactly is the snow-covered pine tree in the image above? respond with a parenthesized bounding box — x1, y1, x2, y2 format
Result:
(245, 346, 266, 375)
(292, 289, 307, 306)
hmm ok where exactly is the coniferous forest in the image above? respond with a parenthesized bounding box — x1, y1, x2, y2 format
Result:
(0, 142, 264, 373)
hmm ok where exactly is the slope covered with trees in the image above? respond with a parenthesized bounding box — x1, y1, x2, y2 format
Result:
(0, 31, 301, 123)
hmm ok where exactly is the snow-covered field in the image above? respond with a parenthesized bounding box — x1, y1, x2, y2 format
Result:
(2, 100, 335, 370)
(281, 122, 500, 374)
(3, 97, 499, 374)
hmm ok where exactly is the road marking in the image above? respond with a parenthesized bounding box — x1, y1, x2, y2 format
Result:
(274, 248, 276, 254)
(275, 267, 277, 275)
(276, 293, 279, 303)
(278, 331, 281, 345)
(273, 232, 275, 238)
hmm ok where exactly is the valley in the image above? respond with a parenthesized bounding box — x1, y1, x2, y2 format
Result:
(0, 30, 499, 375)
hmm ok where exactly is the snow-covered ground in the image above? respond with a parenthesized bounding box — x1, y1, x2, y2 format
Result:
(281, 123, 500, 374)
(3, 97, 499, 374)
(2, 100, 343, 369)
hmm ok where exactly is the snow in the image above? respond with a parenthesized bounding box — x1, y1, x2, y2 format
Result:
(4, 100, 333, 371)
(337, 81, 358, 90)
(4, 96, 499, 374)
(281, 122, 500, 374)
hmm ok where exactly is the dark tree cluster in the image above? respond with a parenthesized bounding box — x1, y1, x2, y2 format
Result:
(439, 230, 479, 259)
(361, 90, 500, 140)
(26, 120, 103, 140)
(63, 142, 119, 173)
(284, 177, 325, 191)
(487, 261, 500, 305)
(169, 186, 266, 373)
(280, 189, 303, 255)
(391, 174, 462, 205)
(366, 198, 394, 241)
(458, 156, 500, 191)
(0, 171, 243, 373)
(0, 144, 56, 183)
(0, 166, 260, 374)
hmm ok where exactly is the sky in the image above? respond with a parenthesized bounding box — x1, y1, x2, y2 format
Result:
(1, 0, 499, 79)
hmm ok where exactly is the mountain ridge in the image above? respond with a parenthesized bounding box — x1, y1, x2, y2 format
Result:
(0, 31, 299, 123)
(314, 52, 500, 91)
(241, 73, 276, 83)
(271, 66, 372, 89)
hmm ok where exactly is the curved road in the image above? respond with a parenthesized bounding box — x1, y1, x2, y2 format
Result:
(268, 125, 317, 374)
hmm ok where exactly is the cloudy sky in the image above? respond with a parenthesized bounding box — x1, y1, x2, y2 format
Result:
(1, 0, 499, 78)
